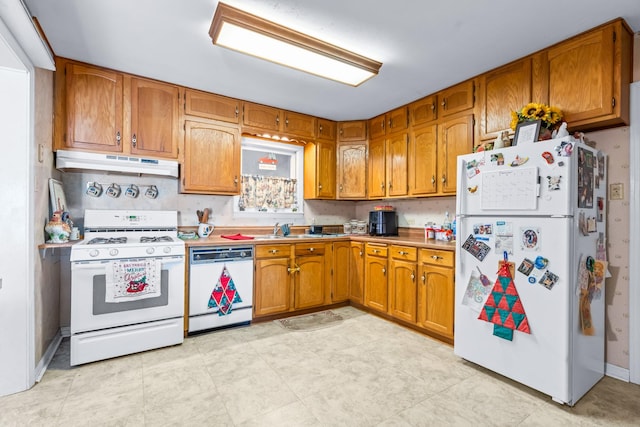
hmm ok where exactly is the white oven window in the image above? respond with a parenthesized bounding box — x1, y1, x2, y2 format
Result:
(234, 137, 304, 217)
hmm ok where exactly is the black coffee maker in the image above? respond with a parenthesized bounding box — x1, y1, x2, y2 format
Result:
(368, 211, 398, 236)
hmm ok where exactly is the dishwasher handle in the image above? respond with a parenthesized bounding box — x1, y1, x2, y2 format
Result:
(190, 246, 253, 264)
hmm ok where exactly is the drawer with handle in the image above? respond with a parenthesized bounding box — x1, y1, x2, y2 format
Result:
(295, 243, 326, 256)
(390, 245, 417, 261)
(419, 248, 454, 267)
(365, 243, 388, 257)
(255, 244, 291, 258)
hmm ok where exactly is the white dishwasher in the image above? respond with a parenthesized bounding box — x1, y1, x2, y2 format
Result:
(188, 246, 254, 333)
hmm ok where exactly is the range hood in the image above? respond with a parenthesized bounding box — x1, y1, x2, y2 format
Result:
(56, 150, 179, 178)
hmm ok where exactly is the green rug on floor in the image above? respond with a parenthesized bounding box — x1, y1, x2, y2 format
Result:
(276, 310, 344, 331)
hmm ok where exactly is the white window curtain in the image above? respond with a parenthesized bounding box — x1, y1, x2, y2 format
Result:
(238, 175, 298, 211)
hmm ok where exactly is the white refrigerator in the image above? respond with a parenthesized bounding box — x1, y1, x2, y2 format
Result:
(454, 136, 607, 405)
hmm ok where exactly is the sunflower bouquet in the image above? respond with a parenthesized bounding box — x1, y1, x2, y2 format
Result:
(510, 103, 563, 132)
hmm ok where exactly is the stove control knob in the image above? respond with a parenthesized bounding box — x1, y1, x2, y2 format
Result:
(146, 247, 155, 255)
(89, 249, 99, 258)
(163, 246, 171, 254)
(109, 249, 119, 256)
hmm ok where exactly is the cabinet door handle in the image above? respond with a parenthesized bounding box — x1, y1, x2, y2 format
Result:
(276, 115, 280, 126)
(308, 247, 315, 252)
(380, 182, 385, 190)
(132, 133, 137, 147)
(270, 249, 278, 254)
(388, 182, 393, 189)
(441, 99, 447, 109)
(339, 184, 343, 191)
(318, 184, 323, 190)
(235, 106, 239, 117)
(421, 273, 426, 284)
(430, 103, 436, 111)
(382, 267, 386, 275)
(234, 176, 238, 186)
(116, 131, 121, 145)
(431, 255, 442, 260)
(411, 271, 415, 281)
(359, 251, 363, 256)
(441, 174, 446, 184)
(388, 118, 392, 129)
(380, 121, 385, 130)
(339, 128, 344, 135)
(288, 264, 300, 274)
(319, 124, 323, 133)
(398, 250, 408, 255)
(431, 176, 436, 185)
(285, 118, 289, 127)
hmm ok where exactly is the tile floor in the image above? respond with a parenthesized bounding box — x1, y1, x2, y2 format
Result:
(2, 306, 640, 426)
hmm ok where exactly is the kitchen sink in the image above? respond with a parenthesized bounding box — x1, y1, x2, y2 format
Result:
(251, 234, 329, 240)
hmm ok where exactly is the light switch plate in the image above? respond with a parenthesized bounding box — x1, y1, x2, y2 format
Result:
(610, 183, 624, 200)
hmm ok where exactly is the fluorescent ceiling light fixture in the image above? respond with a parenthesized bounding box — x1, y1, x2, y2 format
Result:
(209, 3, 382, 86)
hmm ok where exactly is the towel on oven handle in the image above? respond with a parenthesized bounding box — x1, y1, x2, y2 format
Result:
(105, 259, 161, 302)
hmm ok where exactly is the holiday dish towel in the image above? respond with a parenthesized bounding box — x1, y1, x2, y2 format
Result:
(105, 259, 161, 302)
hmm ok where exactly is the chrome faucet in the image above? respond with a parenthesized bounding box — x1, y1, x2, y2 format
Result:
(273, 222, 280, 235)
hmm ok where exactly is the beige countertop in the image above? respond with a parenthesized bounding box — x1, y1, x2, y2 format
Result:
(182, 228, 456, 251)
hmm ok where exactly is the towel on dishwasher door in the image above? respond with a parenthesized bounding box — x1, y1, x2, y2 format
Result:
(105, 259, 161, 302)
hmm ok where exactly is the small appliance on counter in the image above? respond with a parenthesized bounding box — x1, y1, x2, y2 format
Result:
(368, 210, 398, 236)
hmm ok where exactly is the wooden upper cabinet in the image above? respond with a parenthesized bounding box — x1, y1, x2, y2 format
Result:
(368, 113, 386, 139)
(317, 118, 337, 141)
(338, 120, 367, 142)
(369, 106, 408, 139)
(479, 58, 532, 141)
(439, 114, 474, 194)
(184, 89, 240, 123)
(410, 95, 438, 126)
(438, 80, 475, 117)
(304, 140, 336, 199)
(130, 77, 181, 158)
(409, 124, 438, 196)
(182, 120, 240, 194)
(64, 62, 124, 152)
(242, 102, 280, 132)
(337, 143, 367, 199)
(545, 19, 632, 131)
(283, 111, 316, 139)
(367, 137, 386, 199)
(386, 132, 408, 197)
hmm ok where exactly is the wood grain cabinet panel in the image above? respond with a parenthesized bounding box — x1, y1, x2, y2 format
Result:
(181, 120, 240, 194)
(63, 62, 124, 152)
(283, 111, 316, 139)
(294, 253, 326, 310)
(438, 80, 475, 117)
(337, 143, 367, 199)
(254, 257, 291, 316)
(438, 114, 474, 194)
(367, 137, 386, 199)
(242, 102, 280, 132)
(389, 258, 417, 323)
(409, 95, 438, 126)
(546, 19, 632, 130)
(479, 58, 532, 141)
(185, 89, 240, 123)
(304, 140, 336, 199)
(331, 242, 351, 302)
(338, 120, 367, 142)
(408, 124, 438, 196)
(130, 77, 181, 158)
(349, 242, 365, 305)
(386, 132, 409, 197)
(317, 118, 337, 141)
(364, 243, 388, 313)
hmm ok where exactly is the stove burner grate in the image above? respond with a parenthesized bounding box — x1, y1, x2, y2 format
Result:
(139, 236, 174, 243)
(86, 237, 128, 245)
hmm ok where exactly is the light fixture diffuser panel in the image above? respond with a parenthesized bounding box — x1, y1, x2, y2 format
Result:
(209, 3, 381, 86)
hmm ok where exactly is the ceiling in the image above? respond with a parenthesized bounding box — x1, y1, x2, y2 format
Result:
(23, 0, 640, 121)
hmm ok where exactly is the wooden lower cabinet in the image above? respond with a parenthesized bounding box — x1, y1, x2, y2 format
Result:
(364, 243, 388, 313)
(254, 243, 327, 318)
(349, 242, 365, 304)
(254, 257, 291, 317)
(294, 253, 326, 309)
(331, 242, 351, 302)
(417, 249, 455, 339)
(388, 245, 418, 323)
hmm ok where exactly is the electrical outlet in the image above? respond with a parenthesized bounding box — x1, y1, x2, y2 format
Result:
(610, 183, 624, 200)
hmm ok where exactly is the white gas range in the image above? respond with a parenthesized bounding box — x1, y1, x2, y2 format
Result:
(70, 210, 185, 366)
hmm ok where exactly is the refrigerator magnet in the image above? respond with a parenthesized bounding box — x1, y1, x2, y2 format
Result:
(518, 258, 534, 276)
(490, 153, 504, 165)
(542, 151, 554, 164)
(462, 234, 491, 261)
(534, 256, 549, 270)
(521, 227, 541, 251)
(510, 155, 529, 167)
(547, 175, 561, 191)
(539, 270, 559, 290)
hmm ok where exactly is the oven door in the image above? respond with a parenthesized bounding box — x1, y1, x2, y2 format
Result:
(71, 255, 184, 334)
